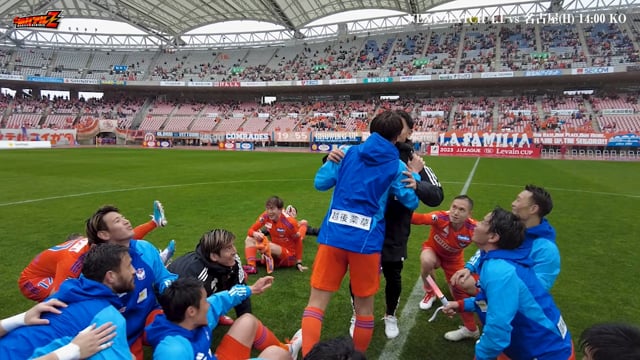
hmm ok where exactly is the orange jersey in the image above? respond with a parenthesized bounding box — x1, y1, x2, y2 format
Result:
(19, 237, 90, 298)
(19, 222, 154, 301)
(248, 211, 302, 260)
(411, 210, 477, 260)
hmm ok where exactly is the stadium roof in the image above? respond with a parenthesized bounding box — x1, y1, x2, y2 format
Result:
(0, 0, 468, 37)
(1, 0, 637, 49)
(7, 0, 576, 37)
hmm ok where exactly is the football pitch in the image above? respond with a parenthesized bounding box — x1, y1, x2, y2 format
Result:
(0, 147, 639, 359)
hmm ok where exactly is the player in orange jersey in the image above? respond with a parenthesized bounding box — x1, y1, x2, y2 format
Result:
(19, 201, 173, 302)
(411, 195, 479, 341)
(243, 196, 307, 274)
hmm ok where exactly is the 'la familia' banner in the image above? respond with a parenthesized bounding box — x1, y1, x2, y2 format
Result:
(438, 131, 533, 147)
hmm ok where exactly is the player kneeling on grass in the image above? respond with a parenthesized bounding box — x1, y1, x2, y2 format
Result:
(145, 277, 302, 360)
(443, 207, 575, 360)
(243, 196, 307, 275)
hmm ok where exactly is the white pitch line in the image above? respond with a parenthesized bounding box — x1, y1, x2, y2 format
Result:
(0, 178, 311, 207)
(2, 175, 637, 208)
(379, 157, 480, 359)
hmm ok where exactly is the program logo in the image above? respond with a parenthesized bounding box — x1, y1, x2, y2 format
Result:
(13, 11, 62, 29)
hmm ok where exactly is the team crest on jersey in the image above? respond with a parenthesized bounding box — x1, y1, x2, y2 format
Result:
(136, 268, 146, 280)
(457, 235, 471, 248)
(431, 214, 438, 221)
(276, 228, 285, 233)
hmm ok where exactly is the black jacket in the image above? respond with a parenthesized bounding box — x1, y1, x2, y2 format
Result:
(381, 141, 444, 262)
(167, 244, 251, 316)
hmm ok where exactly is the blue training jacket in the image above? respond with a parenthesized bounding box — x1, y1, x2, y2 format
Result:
(463, 246, 572, 360)
(0, 276, 131, 360)
(465, 218, 560, 290)
(145, 284, 252, 360)
(314, 133, 419, 254)
(122, 239, 178, 345)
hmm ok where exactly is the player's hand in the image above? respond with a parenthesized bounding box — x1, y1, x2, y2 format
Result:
(74, 323, 117, 358)
(250, 276, 274, 295)
(401, 171, 417, 189)
(253, 232, 265, 241)
(451, 268, 471, 287)
(327, 149, 345, 163)
(295, 263, 308, 272)
(407, 154, 425, 173)
(442, 302, 459, 317)
(25, 299, 68, 325)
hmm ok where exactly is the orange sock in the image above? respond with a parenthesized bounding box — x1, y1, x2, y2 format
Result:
(133, 220, 157, 239)
(253, 320, 286, 351)
(301, 306, 324, 356)
(352, 314, 374, 353)
(245, 246, 258, 267)
(298, 223, 308, 241)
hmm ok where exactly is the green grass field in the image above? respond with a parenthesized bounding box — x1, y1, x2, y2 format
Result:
(0, 148, 639, 359)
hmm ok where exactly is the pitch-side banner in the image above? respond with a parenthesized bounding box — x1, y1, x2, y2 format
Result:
(532, 132, 640, 147)
(429, 145, 541, 159)
(274, 132, 310, 143)
(438, 131, 533, 147)
(0, 129, 76, 145)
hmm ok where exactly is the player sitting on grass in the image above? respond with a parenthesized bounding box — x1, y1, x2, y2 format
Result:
(243, 196, 307, 275)
(19, 200, 174, 302)
(145, 276, 302, 360)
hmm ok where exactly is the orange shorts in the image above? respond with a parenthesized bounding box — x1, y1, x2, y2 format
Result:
(216, 333, 251, 360)
(310, 244, 380, 297)
(19, 277, 53, 302)
(275, 247, 297, 267)
(421, 245, 466, 282)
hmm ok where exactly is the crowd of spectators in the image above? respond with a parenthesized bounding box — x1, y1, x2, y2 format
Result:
(4, 19, 639, 81)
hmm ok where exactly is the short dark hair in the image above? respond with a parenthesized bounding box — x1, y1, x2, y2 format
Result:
(369, 110, 403, 141)
(579, 323, 640, 360)
(525, 184, 553, 218)
(304, 336, 367, 360)
(265, 196, 284, 210)
(81, 243, 129, 282)
(394, 109, 414, 129)
(489, 207, 525, 250)
(158, 277, 204, 323)
(453, 194, 474, 210)
(199, 229, 235, 256)
(86, 205, 120, 245)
